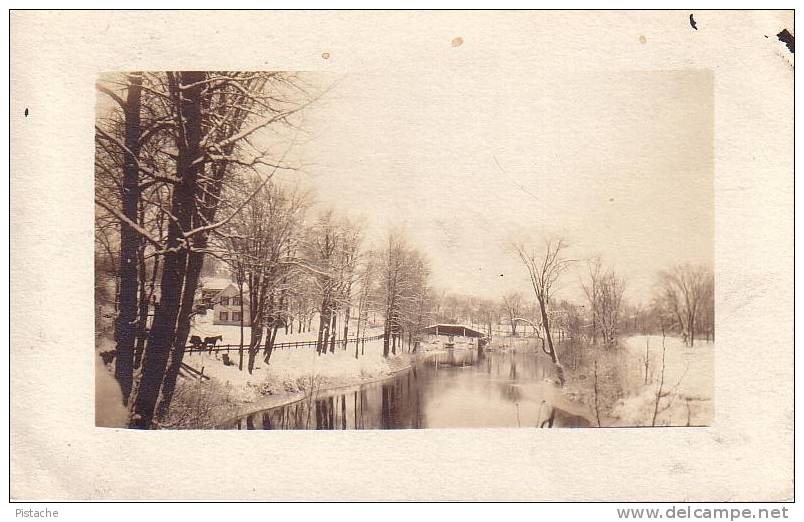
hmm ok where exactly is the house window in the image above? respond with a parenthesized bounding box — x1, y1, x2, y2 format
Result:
(220, 311, 229, 321)
(232, 297, 241, 306)
(231, 311, 241, 322)
(221, 297, 229, 306)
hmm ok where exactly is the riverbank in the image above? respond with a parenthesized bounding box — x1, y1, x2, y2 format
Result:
(161, 341, 428, 429)
(554, 334, 714, 427)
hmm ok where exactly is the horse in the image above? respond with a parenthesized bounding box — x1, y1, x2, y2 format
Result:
(204, 335, 223, 354)
(189, 335, 204, 351)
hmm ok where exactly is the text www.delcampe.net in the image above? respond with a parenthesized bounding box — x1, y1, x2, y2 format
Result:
(617, 506, 791, 520)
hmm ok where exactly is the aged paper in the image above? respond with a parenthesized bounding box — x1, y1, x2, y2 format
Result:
(10, 10, 793, 500)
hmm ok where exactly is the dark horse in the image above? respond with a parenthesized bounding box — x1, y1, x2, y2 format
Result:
(189, 335, 204, 351)
(204, 335, 223, 354)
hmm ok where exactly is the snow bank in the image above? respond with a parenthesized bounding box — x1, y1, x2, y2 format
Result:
(175, 332, 411, 428)
(611, 335, 714, 426)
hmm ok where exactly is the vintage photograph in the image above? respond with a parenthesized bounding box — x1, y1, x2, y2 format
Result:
(94, 68, 714, 430)
(12, 7, 794, 503)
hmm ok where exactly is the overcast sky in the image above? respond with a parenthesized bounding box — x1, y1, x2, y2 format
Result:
(290, 68, 713, 304)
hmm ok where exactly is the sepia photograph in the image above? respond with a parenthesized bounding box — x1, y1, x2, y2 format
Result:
(11, 8, 793, 503)
(94, 68, 715, 430)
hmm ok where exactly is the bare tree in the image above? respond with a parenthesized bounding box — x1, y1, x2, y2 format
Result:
(656, 263, 713, 346)
(380, 230, 408, 357)
(397, 251, 431, 352)
(353, 252, 376, 358)
(96, 71, 320, 428)
(336, 223, 363, 352)
(597, 270, 626, 345)
(215, 178, 311, 373)
(475, 298, 498, 339)
(699, 273, 715, 342)
(581, 256, 603, 345)
(514, 237, 573, 385)
(302, 210, 361, 355)
(95, 73, 146, 404)
(501, 292, 524, 337)
(377, 229, 430, 357)
(651, 324, 668, 426)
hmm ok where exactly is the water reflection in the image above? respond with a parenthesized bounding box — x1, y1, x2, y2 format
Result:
(231, 347, 595, 430)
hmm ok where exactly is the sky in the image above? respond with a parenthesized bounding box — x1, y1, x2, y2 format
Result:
(292, 68, 713, 305)
(291, 68, 714, 304)
(98, 70, 712, 306)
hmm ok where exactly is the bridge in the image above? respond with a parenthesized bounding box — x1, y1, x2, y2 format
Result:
(421, 324, 487, 338)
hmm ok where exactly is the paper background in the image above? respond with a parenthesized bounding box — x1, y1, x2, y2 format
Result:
(10, 10, 794, 500)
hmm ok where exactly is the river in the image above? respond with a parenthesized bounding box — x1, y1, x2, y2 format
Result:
(228, 345, 598, 430)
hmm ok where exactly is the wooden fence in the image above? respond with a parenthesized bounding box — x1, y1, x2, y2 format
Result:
(182, 333, 386, 354)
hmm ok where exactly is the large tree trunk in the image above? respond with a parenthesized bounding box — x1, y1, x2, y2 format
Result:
(133, 231, 160, 370)
(248, 279, 268, 373)
(311, 298, 329, 355)
(329, 309, 337, 353)
(133, 243, 148, 368)
(128, 71, 204, 429)
(134, 228, 161, 370)
(383, 316, 391, 357)
(262, 292, 278, 362)
(355, 296, 364, 352)
(689, 313, 696, 347)
(114, 72, 143, 405)
(154, 143, 231, 419)
(264, 323, 279, 364)
(247, 321, 264, 374)
(238, 283, 245, 367)
(133, 195, 150, 369)
(154, 247, 205, 419)
(538, 297, 565, 386)
(342, 306, 350, 350)
(129, 208, 189, 428)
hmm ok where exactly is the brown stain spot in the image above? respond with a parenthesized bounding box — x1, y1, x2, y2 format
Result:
(321, 52, 330, 60)
(451, 36, 464, 48)
(639, 35, 647, 44)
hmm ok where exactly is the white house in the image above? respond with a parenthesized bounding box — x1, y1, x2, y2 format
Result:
(212, 283, 251, 326)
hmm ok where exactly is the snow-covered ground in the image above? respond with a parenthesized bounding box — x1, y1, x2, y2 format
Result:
(609, 335, 714, 426)
(183, 313, 394, 397)
(188, 312, 381, 346)
(182, 337, 392, 400)
(165, 314, 421, 428)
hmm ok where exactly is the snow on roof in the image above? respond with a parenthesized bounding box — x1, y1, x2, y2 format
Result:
(200, 277, 233, 290)
(422, 324, 487, 338)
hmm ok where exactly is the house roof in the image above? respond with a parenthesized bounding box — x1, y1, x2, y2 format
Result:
(200, 277, 233, 291)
